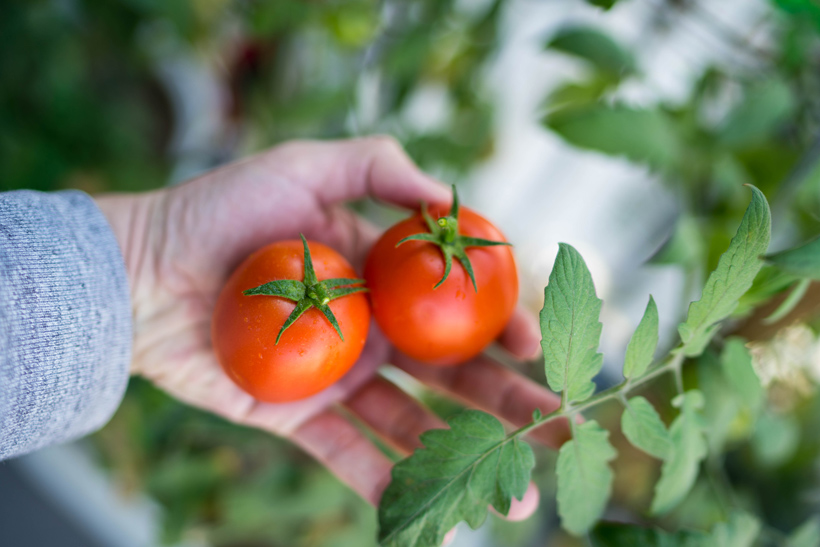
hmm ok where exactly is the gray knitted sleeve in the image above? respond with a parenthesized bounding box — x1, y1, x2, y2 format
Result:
(0, 190, 132, 460)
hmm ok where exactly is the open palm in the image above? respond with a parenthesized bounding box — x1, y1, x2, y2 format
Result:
(96, 137, 568, 519)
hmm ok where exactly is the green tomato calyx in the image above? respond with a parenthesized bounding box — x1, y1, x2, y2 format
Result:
(396, 185, 511, 292)
(243, 234, 367, 344)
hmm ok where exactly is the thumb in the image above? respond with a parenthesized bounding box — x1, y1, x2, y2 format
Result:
(265, 136, 452, 208)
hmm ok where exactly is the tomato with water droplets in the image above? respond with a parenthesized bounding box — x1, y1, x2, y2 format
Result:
(212, 237, 370, 402)
(364, 188, 518, 366)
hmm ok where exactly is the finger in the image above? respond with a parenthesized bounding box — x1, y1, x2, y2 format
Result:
(442, 528, 457, 546)
(268, 137, 452, 208)
(343, 377, 445, 454)
(344, 376, 542, 525)
(497, 306, 542, 360)
(290, 408, 393, 506)
(503, 482, 540, 521)
(393, 353, 571, 449)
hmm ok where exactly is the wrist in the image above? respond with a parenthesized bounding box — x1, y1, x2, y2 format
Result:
(94, 190, 167, 374)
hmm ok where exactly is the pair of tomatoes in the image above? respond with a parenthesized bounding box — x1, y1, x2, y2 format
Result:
(212, 194, 518, 402)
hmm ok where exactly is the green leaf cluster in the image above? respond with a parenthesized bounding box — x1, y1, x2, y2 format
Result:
(377, 187, 791, 544)
(678, 186, 771, 355)
(377, 411, 534, 547)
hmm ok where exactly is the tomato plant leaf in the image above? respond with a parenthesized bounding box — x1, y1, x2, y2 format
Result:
(544, 105, 682, 170)
(788, 517, 820, 547)
(717, 78, 795, 149)
(720, 338, 763, 413)
(709, 512, 761, 547)
(540, 243, 604, 404)
(621, 396, 671, 460)
(623, 296, 659, 379)
(765, 234, 820, 279)
(764, 278, 811, 324)
(591, 522, 708, 546)
(377, 410, 534, 547)
(651, 390, 708, 515)
(243, 279, 306, 300)
(546, 26, 636, 77)
(678, 187, 771, 357)
(556, 420, 616, 536)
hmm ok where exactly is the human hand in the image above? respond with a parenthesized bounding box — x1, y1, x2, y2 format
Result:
(95, 137, 570, 521)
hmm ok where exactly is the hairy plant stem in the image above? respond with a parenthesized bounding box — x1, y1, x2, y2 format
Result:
(706, 454, 733, 520)
(510, 350, 687, 440)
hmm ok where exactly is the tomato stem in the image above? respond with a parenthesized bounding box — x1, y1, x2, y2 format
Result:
(243, 234, 367, 344)
(395, 185, 511, 292)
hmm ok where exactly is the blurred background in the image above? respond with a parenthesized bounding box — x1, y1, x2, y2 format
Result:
(2, 0, 820, 545)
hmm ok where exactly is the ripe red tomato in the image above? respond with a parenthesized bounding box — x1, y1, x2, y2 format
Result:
(364, 201, 518, 366)
(212, 238, 370, 402)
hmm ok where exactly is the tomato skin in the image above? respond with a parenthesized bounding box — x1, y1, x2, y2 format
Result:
(364, 205, 518, 366)
(212, 240, 370, 402)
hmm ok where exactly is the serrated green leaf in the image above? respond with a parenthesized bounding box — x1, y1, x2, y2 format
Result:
(591, 522, 708, 546)
(556, 421, 616, 536)
(651, 391, 708, 515)
(678, 187, 771, 357)
(544, 105, 682, 169)
(719, 338, 763, 413)
(540, 244, 604, 404)
(765, 234, 820, 279)
(788, 517, 820, 547)
(546, 26, 636, 76)
(697, 352, 743, 453)
(622, 396, 671, 460)
(378, 410, 534, 547)
(624, 296, 659, 379)
(708, 512, 760, 547)
(718, 79, 795, 149)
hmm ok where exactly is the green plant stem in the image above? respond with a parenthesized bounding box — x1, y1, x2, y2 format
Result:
(511, 350, 687, 440)
(674, 364, 685, 395)
(706, 454, 733, 520)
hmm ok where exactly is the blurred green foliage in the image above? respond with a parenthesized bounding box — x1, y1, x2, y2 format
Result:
(0, 0, 500, 194)
(543, 2, 820, 277)
(541, 1, 820, 543)
(95, 378, 378, 546)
